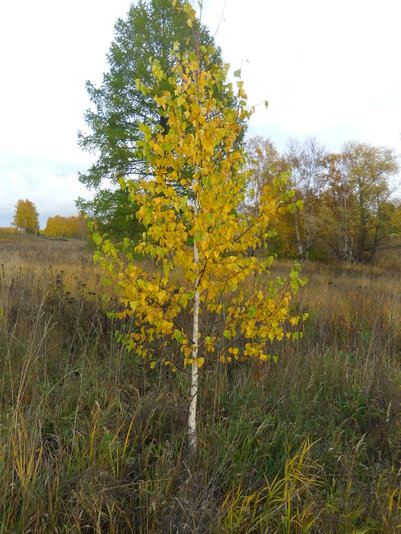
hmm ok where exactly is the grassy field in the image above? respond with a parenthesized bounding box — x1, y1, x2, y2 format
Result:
(0, 233, 400, 532)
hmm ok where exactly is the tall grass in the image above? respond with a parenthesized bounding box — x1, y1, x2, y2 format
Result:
(0, 235, 400, 532)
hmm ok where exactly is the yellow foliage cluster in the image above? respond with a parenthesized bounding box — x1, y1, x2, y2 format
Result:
(0, 227, 22, 234)
(12, 199, 39, 234)
(43, 215, 87, 239)
(94, 43, 305, 371)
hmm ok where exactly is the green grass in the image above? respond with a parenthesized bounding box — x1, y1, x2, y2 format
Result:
(0, 235, 400, 532)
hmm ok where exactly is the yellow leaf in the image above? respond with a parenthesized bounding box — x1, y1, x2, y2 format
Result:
(196, 357, 205, 368)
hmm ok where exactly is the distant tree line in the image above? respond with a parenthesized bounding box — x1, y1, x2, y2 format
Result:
(245, 136, 400, 262)
(11, 199, 87, 239)
(43, 214, 88, 239)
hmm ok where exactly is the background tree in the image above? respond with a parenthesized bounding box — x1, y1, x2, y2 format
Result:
(245, 137, 297, 256)
(12, 199, 39, 234)
(285, 137, 327, 260)
(77, 189, 143, 240)
(317, 152, 359, 261)
(77, 0, 229, 239)
(341, 141, 399, 261)
(245, 137, 289, 215)
(318, 142, 400, 262)
(390, 200, 401, 237)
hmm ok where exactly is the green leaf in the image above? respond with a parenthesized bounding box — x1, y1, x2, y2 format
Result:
(248, 305, 256, 318)
(93, 250, 102, 264)
(174, 329, 184, 343)
(119, 176, 127, 190)
(92, 232, 102, 246)
(233, 69, 241, 78)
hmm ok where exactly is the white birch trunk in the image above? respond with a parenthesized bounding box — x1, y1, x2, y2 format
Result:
(294, 206, 303, 260)
(188, 197, 200, 456)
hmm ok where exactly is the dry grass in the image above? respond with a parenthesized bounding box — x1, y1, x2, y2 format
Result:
(0, 234, 400, 532)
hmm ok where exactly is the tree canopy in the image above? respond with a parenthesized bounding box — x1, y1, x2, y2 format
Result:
(43, 214, 87, 239)
(77, 0, 229, 238)
(246, 137, 400, 262)
(94, 19, 304, 452)
(12, 199, 39, 234)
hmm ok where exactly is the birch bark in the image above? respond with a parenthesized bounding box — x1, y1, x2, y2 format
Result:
(188, 195, 200, 455)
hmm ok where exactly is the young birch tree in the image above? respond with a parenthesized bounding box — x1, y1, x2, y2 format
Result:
(94, 9, 305, 456)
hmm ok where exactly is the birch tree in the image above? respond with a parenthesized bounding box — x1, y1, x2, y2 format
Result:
(286, 137, 327, 260)
(94, 9, 304, 456)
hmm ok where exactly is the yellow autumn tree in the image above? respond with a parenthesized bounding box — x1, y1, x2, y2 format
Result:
(94, 7, 305, 455)
(12, 199, 39, 234)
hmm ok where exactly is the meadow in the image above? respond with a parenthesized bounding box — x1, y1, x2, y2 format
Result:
(0, 233, 400, 532)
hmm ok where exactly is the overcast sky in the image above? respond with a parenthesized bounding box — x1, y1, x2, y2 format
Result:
(1, 0, 400, 227)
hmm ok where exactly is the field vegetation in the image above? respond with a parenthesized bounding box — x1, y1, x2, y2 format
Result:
(0, 233, 400, 532)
